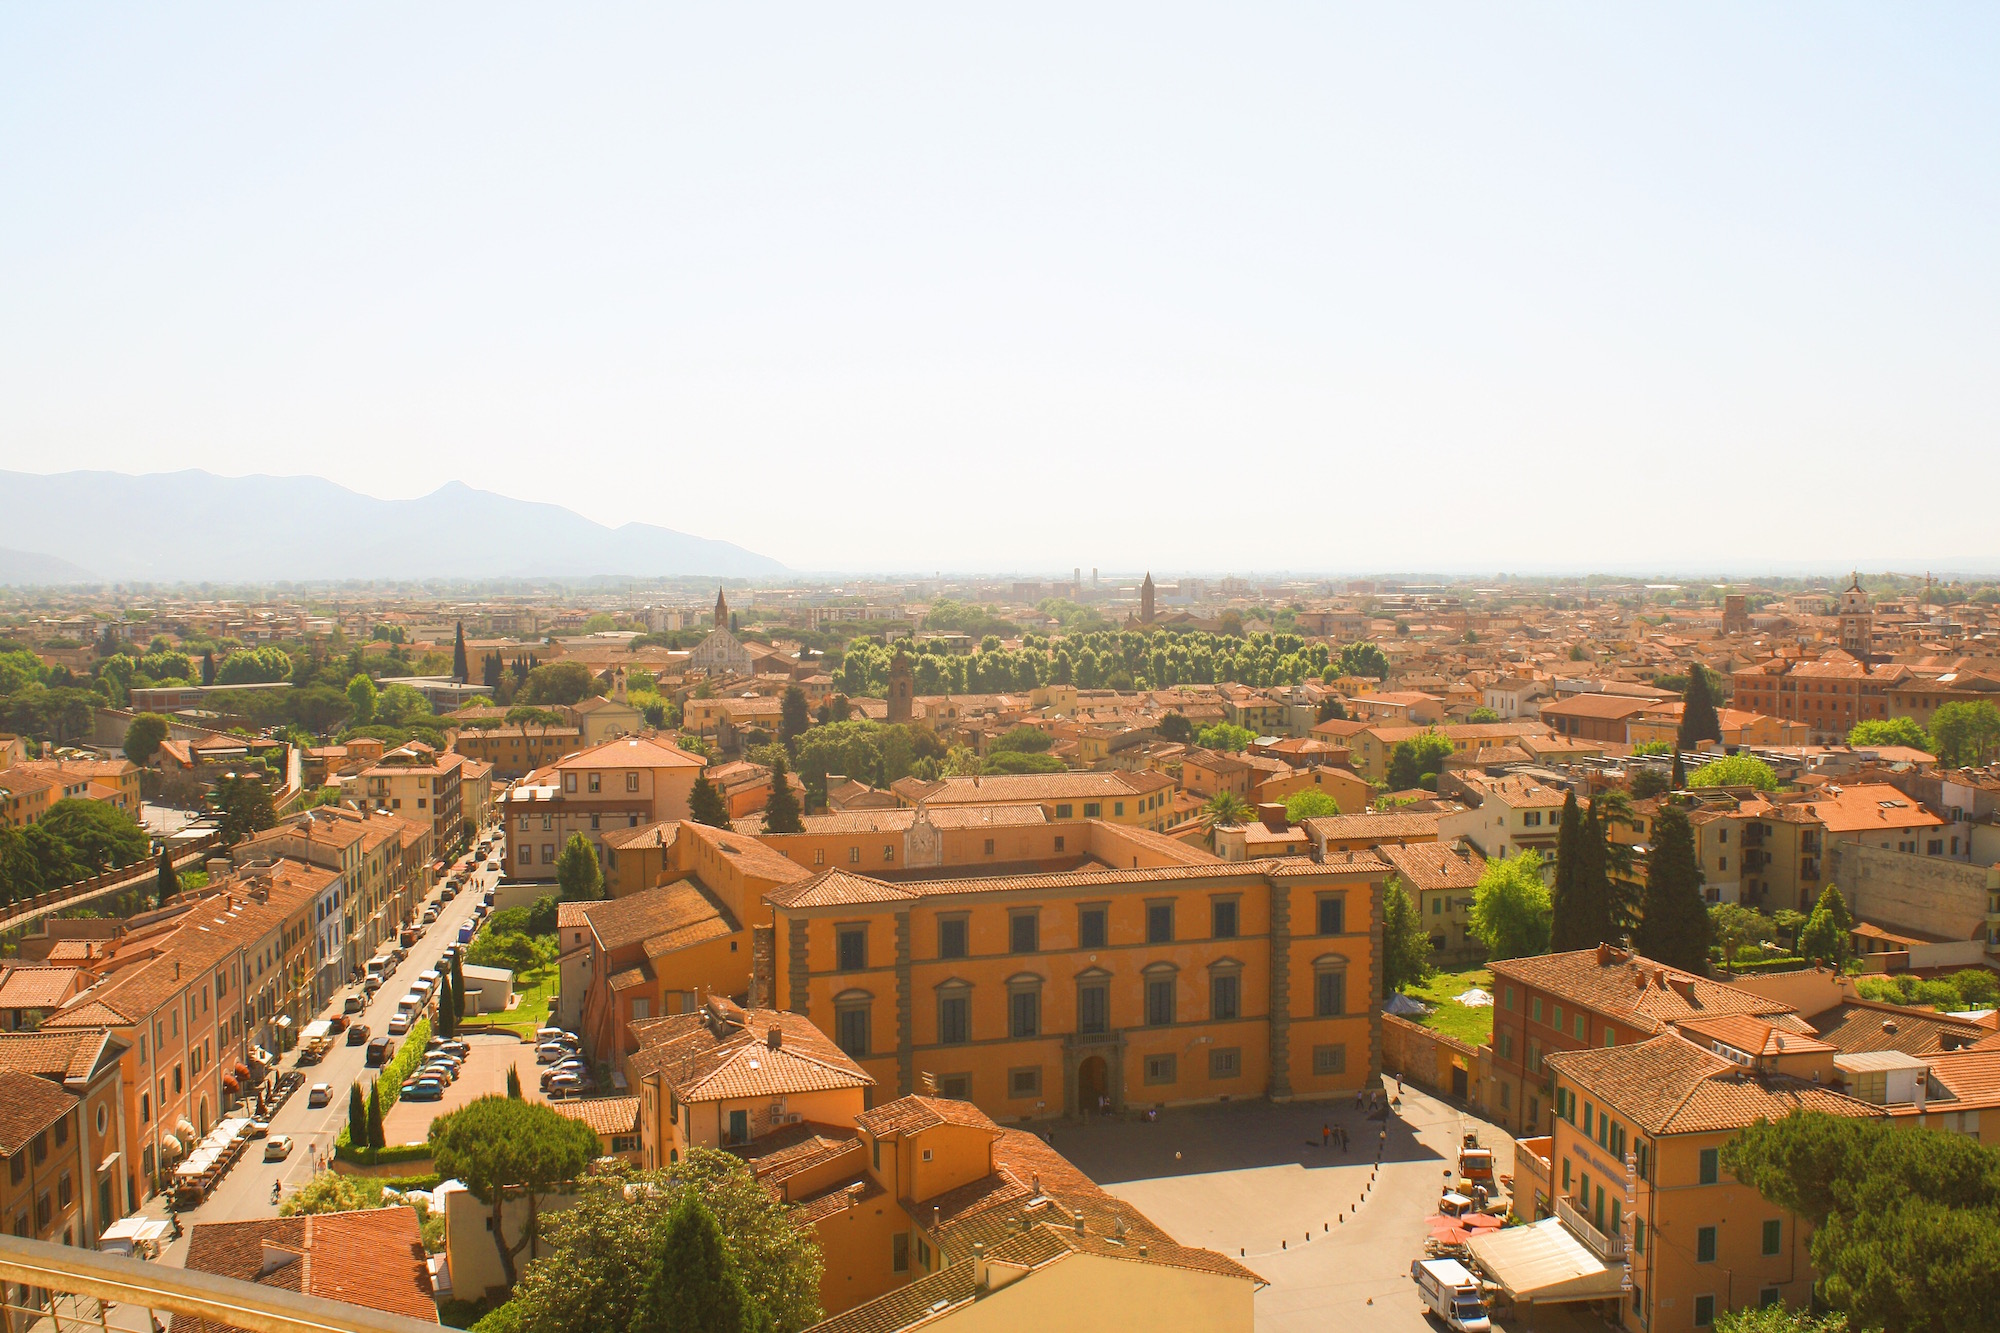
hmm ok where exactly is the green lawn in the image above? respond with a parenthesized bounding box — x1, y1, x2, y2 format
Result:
(1401, 968, 1496, 1047)
(465, 962, 557, 1038)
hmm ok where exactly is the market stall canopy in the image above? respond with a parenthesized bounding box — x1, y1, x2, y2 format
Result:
(1466, 1217, 1626, 1305)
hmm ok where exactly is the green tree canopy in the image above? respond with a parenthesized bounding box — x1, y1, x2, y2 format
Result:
(520, 661, 597, 707)
(1203, 791, 1251, 824)
(1797, 883, 1854, 967)
(631, 1192, 769, 1333)
(1157, 713, 1193, 744)
(980, 749, 1066, 775)
(555, 832, 603, 901)
(215, 646, 295, 685)
(778, 686, 810, 746)
(1469, 851, 1551, 960)
(1387, 730, 1454, 791)
(428, 1095, 601, 1287)
(1195, 723, 1256, 753)
(989, 725, 1054, 754)
(1634, 805, 1711, 972)
(1337, 642, 1390, 679)
(1381, 876, 1434, 995)
(1283, 789, 1340, 823)
(1722, 1111, 2000, 1333)
(1847, 716, 1932, 751)
(345, 673, 378, 727)
(40, 799, 147, 874)
(1709, 903, 1778, 973)
(491, 1148, 823, 1333)
(688, 775, 730, 827)
(1929, 700, 2000, 768)
(210, 774, 277, 847)
(1688, 753, 1778, 791)
(123, 712, 170, 766)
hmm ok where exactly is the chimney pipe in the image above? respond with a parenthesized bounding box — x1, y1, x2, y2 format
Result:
(767, 1026, 783, 1050)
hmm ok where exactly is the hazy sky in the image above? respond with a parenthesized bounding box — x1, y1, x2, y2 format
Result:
(4, 5, 1999, 577)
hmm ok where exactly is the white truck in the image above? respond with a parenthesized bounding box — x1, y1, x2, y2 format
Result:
(1411, 1257, 1491, 1332)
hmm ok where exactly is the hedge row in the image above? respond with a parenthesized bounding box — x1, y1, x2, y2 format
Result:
(1715, 955, 1810, 976)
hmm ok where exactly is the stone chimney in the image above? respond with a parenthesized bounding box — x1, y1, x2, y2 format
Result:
(972, 1242, 988, 1290)
(767, 1026, 783, 1051)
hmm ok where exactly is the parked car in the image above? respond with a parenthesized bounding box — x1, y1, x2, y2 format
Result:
(248, 1118, 270, 1139)
(544, 1072, 586, 1098)
(343, 994, 365, 1015)
(367, 1036, 396, 1066)
(263, 1135, 295, 1162)
(346, 1023, 372, 1046)
(535, 1027, 577, 1046)
(535, 1042, 576, 1063)
(427, 1038, 470, 1058)
(400, 1076, 445, 1102)
(306, 1084, 332, 1108)
(485, 860, 500, 872)
(388, 1013, 412, 1036)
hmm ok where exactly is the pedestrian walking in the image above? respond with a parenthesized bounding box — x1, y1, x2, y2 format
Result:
(1321, 1123, 1331, 1148)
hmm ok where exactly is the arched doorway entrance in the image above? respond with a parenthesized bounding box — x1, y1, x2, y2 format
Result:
(1077, 1056, 1109, 1116)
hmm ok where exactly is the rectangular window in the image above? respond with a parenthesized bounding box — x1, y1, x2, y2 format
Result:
(1144, 1053, 1176, 1085)
(1694, 1298, 1715, 1328)
(938, 1073, 971, 1100)
(1211, 973, 1240, 1021)
(1312, 1044, 1346, 1076)
(835, 1006, 869, 1059)
(1008, 1067, 1041, 1099)
(938, 994, 970, 1045)
(1055, 804, 1072, 819)
(1697, 1226, 1717, 1263)
(728, 1110, 749, 1145)
(631, 997, 650, 1019)
(1078, 906, 1107, 949)
(1762, 1219, 1782, 1256)
(983, 838, 995, 855)
(1114, 801, 1125, 816)
(1210, 897, 1239, 938)
(938, 917, 968, 960)
(1146, 903, 1174, 944)
(1634, 1218, 1645, 1255)
(1083, 802, 1101, 818)
(1315, 970, 1345, 1017)
(849, 846, 861, 864)
(1010, 912, 1039, 954)
(892, 1233, 910, 1273)
(836, 927, 867, 973)
(1553, 1004, 1564, 1031)
(1531, 996, 1543, 1023)
(1010, 989, 1040, 1039)
(626, 772, 639, 792)
(1145, 977, 1176, 1026)
(1574, 1013, 1586, 1039)
(1316, 895, 1345, 935)
(1078, 983, 1109, 1034)
(1699, 1147, 1719, 1185)
(1209, 1046, 1241, 1079)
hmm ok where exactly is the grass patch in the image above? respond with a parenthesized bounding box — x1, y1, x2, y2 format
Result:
(1400, 968, 1496, 1047)
(461, 961, 557, 1038)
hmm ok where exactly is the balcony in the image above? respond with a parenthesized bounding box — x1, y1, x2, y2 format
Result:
(1557, 1195, 1627, 1262)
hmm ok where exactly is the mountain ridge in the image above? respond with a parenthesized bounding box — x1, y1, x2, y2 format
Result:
(0, 470, 785, 584)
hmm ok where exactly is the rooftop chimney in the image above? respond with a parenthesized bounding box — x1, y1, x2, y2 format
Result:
(973, 1242, 988, 1291)
(767, 1026, 783, 1051)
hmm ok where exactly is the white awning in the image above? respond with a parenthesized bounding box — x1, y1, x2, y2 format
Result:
(1467, 1218, 1626, 1305)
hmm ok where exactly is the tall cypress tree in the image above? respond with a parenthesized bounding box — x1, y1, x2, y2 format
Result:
(1550, 790, 1585, 951)
(366, 1080, 385, 1151)
(630, 1192, 767, 1333)
(1575, 803, 1615, 949)
(506, 1064, 523, 1099)
(348, 1082, 367, 1149)
(154, 846, 180, 908)
(1678, 666, 1723, 751)
(450, 954, 466, 1018)
(1670, 748, 1686, 791)
(1634, 805, 1711, 973)
(452, 622, 469, 685)
(688, 774, 730, 828)
(762, 755, 803, 835)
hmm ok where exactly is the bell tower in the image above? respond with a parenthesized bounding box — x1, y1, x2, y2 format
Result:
(1140, 572, 1156, 625)
(714, 585, 729, 629)
(1838, 573, 1872, 663)
(887, 649, 914, 724)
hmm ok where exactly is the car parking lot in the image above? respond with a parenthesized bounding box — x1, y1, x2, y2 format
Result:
(380, 1030, 555, 1142)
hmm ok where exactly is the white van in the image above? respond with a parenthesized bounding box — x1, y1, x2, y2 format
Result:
(396, 993, 424, 1017)
(1412, 1258, 1491, 1333)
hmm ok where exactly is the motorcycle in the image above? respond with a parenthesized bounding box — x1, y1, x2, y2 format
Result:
(271, 1181, 282, 1206)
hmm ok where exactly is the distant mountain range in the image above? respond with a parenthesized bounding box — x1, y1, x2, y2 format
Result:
(0, 470, 786, 584)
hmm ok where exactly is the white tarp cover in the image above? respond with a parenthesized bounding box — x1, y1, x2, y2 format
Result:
(1385, 993, 1432, 1017)
(1466, 1217, 1626, 1304)
(1454, 987, 1494, 1007)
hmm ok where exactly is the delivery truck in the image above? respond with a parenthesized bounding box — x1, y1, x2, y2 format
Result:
(1411, 1257, 1491, 1332)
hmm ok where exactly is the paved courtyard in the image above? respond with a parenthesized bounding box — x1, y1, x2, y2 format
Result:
(381, 1030, 550, 1144)
(1054, 1087, 1609, 1333)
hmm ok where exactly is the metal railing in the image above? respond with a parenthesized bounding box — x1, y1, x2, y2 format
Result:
(1556, 1196, 1627, 1262)
(0, 1235, 439, 1333)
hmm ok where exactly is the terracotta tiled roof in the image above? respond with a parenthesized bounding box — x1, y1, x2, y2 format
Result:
(1301, 810, 1444, 843)
(552, 1095, 640, 1139)
(1673, 1014, 1835, 1058)
(1808, 1002, 1988, 1056)
(1927, 1048, 2000, 1109)
(554, 735, 705, 771)
(1488, 947, 1795, 1036)
(627, 1005, 872, 1103)
(766, 857, 1376, 912)
(889, 771, 1175, 807)
(0, 967, 83, 1010)
(1378, 842, 1485, 892)
(582, 879, 737, 953)
(1547, 1032, 1882, 1135)
(855, 1095, 1002, 1140)
(0, 1029, 114, 1083)
(0, 1069, 77, 1154)
(178, 1207, 437, 1331)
